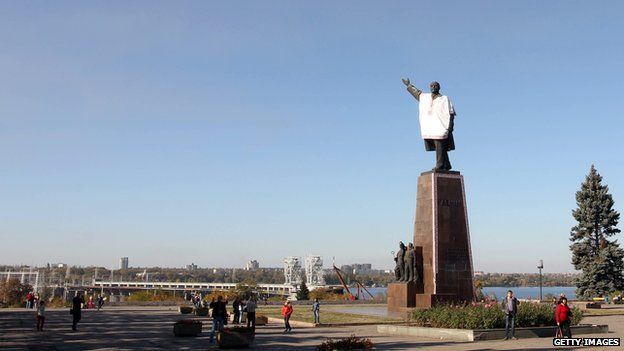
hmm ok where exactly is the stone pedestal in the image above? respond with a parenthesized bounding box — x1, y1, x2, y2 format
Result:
(414, 170, 474, 307)
(388, 170, 474, 312)
(387, 282, 416, 312)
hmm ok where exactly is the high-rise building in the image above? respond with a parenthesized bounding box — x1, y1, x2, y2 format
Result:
(340, 263, 372, 274)
(352, 263, 372, 274)
(119, 257, 129, 270)
(245, 260, 260, 271)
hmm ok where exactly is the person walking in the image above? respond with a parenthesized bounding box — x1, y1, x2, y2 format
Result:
(209, 296, 227, 343)
(26, 292, 33, 309)
(36, 300, 46, 331)
(556, 297, 572, 338)
(501, 290, 519, 340)
(245, 297, 257, 331)
(29, 293, 36, 309)
(312, 298, 320, 324)
(238, 299, 245, 324)
(281, 300, 293, 333)
(232, 297, 240, 325)
(97, 295, 104, 311)
(71, 293, 85, 331)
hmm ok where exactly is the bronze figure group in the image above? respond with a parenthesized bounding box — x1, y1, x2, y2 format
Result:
(394, 241, 419, 283)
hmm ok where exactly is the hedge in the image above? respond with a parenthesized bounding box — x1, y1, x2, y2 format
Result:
(411, 303, 583, 329)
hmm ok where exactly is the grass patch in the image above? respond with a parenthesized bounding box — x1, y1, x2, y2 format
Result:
(582, 309, 624, 316)
(256, 306, 399, 324)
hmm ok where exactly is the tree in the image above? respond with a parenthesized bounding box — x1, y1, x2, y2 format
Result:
(474, 280, 485, 301)
(235, 280, 260, 299)
(0, 278, 32, 307)
(570, 165, 624, 299)
(296, 281, 310, 300)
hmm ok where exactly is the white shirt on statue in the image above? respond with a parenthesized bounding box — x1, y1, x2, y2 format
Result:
(418, 93, 455, 140)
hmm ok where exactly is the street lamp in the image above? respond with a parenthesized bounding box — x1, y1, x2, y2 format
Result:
(537, 260, 544, 301)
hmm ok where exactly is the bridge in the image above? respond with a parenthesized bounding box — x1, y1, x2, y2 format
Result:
(78, 281, 299, 297)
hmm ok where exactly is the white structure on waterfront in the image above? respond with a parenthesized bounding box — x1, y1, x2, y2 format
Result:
(119, 257, 129, 270)
(245, 260, 260, 271)
(0, 271, 41, 292)
(91, 280, 294, 296)
(305, 255, 325, 286)
(283, 257, 302, 285)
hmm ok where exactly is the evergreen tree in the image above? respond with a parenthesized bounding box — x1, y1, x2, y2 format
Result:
(296, 280, 310, 300)
(570, 165, 624, 299)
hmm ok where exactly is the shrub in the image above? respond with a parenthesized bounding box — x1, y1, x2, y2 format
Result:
(570, 307, 583, 325)
(316, 335, 374, 351)
(411, 302, 584, 329)
(202, 290, 235, 303)
(0, 278, 32, 307)
(127, 290, 183, 302)
(309, 289, 345, 301)
(48, 297, 69, 308)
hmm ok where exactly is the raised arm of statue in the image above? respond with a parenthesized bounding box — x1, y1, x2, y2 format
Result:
(402, 77, 422, 101)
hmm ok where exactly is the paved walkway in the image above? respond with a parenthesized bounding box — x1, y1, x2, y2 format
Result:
(0, 306, 622, 350)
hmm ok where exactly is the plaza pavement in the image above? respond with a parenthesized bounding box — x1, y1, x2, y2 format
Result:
(0, 306, 622, 350)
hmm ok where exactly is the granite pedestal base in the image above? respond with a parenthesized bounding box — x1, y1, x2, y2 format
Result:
(388, 170, 475, 312)
(387, 282, 416, 312)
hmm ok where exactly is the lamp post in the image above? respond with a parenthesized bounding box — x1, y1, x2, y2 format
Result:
(537, 259, 544, 301)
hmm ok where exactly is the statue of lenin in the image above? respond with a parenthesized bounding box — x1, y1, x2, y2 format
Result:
(402, 79, 456, 171)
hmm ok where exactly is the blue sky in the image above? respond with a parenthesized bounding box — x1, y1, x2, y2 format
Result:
(1, 1, 623, 272)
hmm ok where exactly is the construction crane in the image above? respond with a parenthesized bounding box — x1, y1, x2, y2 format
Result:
(332, 264, 374, 301)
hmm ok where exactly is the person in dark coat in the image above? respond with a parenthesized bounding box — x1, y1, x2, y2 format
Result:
(97, 295, 105, 311)
(71, 293, 85, 331)
(501, 290, 519, 340)
(232, 297, 240, 324)
(209, 296, 227, 343)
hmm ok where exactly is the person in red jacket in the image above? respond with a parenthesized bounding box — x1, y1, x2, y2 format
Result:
(555, 297, 572, 338)
(281, 300, 293, 333)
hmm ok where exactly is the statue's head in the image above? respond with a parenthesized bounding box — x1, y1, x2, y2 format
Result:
(429, 81, 441, 94)
(408, 243, 414, 249)
(399, 241, 406, 249)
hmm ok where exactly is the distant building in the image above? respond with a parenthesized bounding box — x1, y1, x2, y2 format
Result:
(245, 260, 260, 271)
(352, 263, 372, 274)
(474, 271, 484, 277)
(47, 263, 66, 269)
(340, 265, 353, 273)
(340, 263, 373, 275)
(186, 263, 198, 271)
(119, 257, 129, 270)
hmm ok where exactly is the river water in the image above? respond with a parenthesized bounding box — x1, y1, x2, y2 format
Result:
(366, 286, 576, 300)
